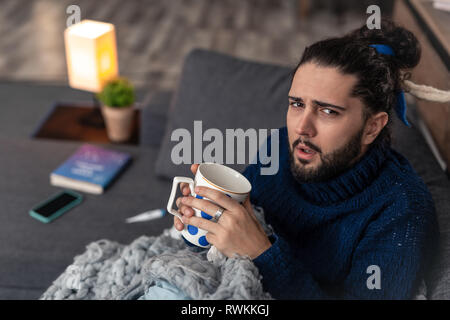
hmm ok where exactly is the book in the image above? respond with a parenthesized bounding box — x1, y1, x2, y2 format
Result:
(50, 144, 132, 194)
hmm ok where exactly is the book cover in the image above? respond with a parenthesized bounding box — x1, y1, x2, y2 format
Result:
(50, 144, 132, 194)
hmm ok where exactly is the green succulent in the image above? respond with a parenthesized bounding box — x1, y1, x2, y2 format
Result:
(97, 77, 135, 108)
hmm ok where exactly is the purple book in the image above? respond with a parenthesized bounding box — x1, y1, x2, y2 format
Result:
(50, 144, 131, 194)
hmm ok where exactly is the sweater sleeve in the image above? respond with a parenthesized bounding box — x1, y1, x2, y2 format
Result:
(253, 196, 439, 300)
(340, 195, 439, 299)
(253, 233, 333, 299)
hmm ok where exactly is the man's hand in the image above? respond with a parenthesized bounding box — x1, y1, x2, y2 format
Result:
(174, 164, 199, 231)
(178, 185, 272, 259)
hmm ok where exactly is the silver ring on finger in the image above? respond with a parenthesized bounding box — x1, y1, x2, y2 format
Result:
(214, 207, 225, 221)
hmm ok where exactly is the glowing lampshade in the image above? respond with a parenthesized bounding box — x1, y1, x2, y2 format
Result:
(64, 20, 118, 93)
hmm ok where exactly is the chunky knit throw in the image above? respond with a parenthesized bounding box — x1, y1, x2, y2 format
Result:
(244, 127, 439, 299)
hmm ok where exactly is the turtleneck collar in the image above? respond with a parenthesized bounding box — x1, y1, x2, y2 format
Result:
(281, 130, 390, 205)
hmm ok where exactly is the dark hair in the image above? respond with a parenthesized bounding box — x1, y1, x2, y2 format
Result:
(293, 20, 421, 146)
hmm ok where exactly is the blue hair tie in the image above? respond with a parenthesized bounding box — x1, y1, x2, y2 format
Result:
(369, 44, 410, 127)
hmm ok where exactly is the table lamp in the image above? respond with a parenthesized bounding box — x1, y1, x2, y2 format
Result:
(64, 19, 119, 127)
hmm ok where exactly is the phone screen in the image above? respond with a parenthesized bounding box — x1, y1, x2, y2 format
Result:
(34, 192, 78, 217)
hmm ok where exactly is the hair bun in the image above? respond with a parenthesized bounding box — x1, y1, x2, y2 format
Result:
(349, 19, 421, 69)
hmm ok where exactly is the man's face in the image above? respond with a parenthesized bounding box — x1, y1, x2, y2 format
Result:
(287, 62, 368, 183)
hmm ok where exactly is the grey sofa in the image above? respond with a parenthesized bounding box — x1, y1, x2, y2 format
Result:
(0, 49, 449, 299)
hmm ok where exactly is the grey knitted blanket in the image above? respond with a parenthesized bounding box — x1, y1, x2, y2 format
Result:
(40, 206, 273, 300)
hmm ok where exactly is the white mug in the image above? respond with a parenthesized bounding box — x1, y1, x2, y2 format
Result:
(167, 163, 252, 248)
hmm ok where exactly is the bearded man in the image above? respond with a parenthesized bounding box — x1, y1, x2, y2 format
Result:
(175, 21, 439, 299)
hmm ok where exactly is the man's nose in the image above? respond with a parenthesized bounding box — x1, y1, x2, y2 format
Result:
(295, 109, 316, 137)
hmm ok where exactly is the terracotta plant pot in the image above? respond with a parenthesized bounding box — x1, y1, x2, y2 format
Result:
(101, 105, 134, 142)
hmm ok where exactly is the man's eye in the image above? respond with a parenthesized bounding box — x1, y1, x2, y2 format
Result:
(322, 108, 338, 115)
(290, 102, 304, 108)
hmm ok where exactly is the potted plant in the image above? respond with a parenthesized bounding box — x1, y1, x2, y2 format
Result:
(97, 77, 136, 142)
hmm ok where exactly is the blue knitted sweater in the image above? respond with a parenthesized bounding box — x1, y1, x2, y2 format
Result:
(243, 127, 439, 299)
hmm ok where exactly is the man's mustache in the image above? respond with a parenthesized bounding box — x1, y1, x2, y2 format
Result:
(292, 138, 322, 154)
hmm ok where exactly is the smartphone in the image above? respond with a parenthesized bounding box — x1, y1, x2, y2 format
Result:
(29, 190, 83, 223)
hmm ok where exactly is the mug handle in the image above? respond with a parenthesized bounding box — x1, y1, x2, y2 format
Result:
(167, 177, 195, 220)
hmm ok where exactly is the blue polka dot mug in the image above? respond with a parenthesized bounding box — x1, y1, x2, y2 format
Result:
(167, 163, 252, 248)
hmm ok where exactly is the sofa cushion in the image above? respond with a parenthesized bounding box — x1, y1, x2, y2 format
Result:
(0, 137, 173, 299)
(154, 48, 292, 178)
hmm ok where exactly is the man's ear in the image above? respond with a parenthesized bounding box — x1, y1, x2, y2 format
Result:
(362, 112, 389, 145)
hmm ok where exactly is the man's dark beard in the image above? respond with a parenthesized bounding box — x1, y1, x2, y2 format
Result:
(289, 126, 365, 183)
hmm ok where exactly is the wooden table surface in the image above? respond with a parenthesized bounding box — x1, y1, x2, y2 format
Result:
(33, 103, 140, 145)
